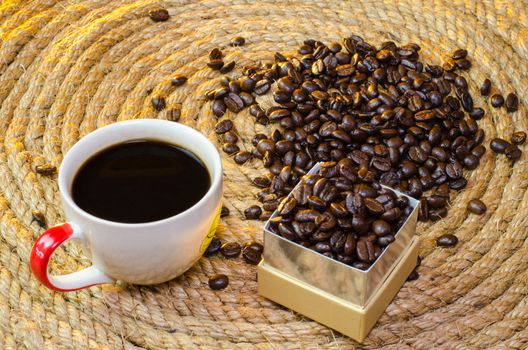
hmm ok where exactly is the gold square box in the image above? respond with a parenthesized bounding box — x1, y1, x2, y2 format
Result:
(258, 237, 419, 342)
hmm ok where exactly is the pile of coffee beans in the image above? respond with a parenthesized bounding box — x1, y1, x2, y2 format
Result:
(266, 162, 414, 270)
(207, 35, 505, 223)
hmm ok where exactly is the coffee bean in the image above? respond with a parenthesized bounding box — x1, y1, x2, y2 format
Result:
(204, 237, 222, 256)
(491, 94, 504, 108)
(171, 75, 187, 87)
(215, 119, 233, 134)
(252, 176, 271, 188)
(207, 59, 224, 70)
(254, 80, 271, 95)
(223, 131, 238, 144)
(505, 145, 522, 161)
(469, 108, 485, 120)
(35, 164, 57, 176)
(490, 138, 511, 154)
(167, 108, 181, 122)
(32, 210, 47, 228)
(221, 206, 230, 217)
(505, 93, 519, 112)
(242, 245, 262, 265)
(436, 234, 458, 247)
(220, 242, 242, 258)
(356, 240, 376, 263)
(244, 205, 262, 220)
(151, 96, 166, 111)
(452, 49, 468, 60)
(407, 269, 419, 281)
(512, 131, 526, 145)
(148, 9, 169, 22)
(220, 61, 235, 74)
(372, 220, 391, 236)
(209, 48, 223, 60)
(467, 199, 486, 215)
(209, 274, 229, 290)
(223, 143, 239, 154)
(224, 93, 244, 113)
(234, 151, 251, 164)
(480, 78, 491, 96)
(230, 36, 246, 46)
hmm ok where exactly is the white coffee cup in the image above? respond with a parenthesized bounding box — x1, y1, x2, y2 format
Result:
(30, 119, 223, 292)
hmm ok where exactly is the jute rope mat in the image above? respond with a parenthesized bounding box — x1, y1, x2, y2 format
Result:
(0, 0, 527, 348)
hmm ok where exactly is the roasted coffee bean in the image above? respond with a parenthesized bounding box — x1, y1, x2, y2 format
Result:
(211, 100, 227, 118)
(220, 242, 242, 258)
(252, 176, 271, 188)
(230, 36, 246, 46)
(364, 198, 384, 215)
(254, 80, 271, 95)
(278, 197, 297, 216)
(215, 119, 233, 134)
(505, 145, 522, 161)
(219, 61, 235, 74)
(467, 199, 486, 215)
(436, 234, 458, 247)
(151, 96, 166, 111)
(221, 206, 230, 217)
(35, 164, 57, 176)
(490, 138, 511, 154)
(149, 8, 170, 21)
(407, 269, 419, 281)
(207, 59, 224, 70)
(452, 49, 468, 60)
(480, 78, 491, 96)
(223, 143, 239, 154)
(32, 210, 47, 228)
(223, 131, 238, 144)
(491, 94, 504, 108)
(209, 48, 223, 60)
(356, 240, 376, 263)
(244, 205, 262, 219)
(505, 93, 519, 112)
(469, 107, 485, 120)
(167, 108, 181, 122)
(208, 274, 229, 290)
(171, 75, 187, 87)
(242, 245, 262, 265)
(234, 151, 251, 164)
(224, 93, 244, 113)
(204, 237, 222, 256)
(372, 220, 391, 236)
(512, 131, 527, 145)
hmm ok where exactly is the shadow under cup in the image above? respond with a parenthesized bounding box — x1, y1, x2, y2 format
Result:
(57, 119, 223, 285)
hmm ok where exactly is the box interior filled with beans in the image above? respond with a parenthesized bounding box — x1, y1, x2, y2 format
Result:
(258, 162, 420, 341)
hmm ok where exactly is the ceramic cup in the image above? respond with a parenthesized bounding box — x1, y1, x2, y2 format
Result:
(30, 119, 223, 292)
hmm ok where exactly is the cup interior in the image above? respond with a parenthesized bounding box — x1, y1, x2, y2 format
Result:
(58, 119, 222, 226)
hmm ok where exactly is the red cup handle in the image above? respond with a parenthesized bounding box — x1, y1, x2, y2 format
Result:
(30, 223, 113, 292)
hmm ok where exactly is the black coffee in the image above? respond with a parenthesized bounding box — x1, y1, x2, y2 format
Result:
(72, 140, 210, 223)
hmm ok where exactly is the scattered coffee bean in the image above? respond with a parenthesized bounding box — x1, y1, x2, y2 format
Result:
(223, 143, 240, 154)
(209, 48, 223, 60)
(171, 75, 187, 87)
(452, 49, 467, 60)
(505, 144, 522, 161)
(35, 164, 57, 176)
(215, 119, 233, 134)
(480, 79, 491, 96)
(230, 36, 246, 47)
(207, 60, 224, 70)
(490, 138, 511, 154)
(151, 96, 166, 111)
(491, 94, 504, 108)
(407, 269, 419, 281)
(220, 61, 236, 74)
(436, 234, 458, 247)
(204, 237, 222, 256)
(234, 151, 251, 164)
(467, 199, 486, 215)
(511, 131, 526, 145)
(212, 100, 227, 118)
(505, 93, 519, 112)
(252, 176, 271, 188)
(223, 131, 238, 144)
(208, 274, 229, 290)
(220, 206, 230, 217)
(148, 9, 169, 22)
(31, 210, 47, 228)
(244, 205, 262, 219)
(167, 108, 181, 122)
(242, 243, 263, 265)
(220, 242, 241, 258)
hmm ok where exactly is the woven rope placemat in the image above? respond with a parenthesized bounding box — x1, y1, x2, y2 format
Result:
(1, 0, 527, 348)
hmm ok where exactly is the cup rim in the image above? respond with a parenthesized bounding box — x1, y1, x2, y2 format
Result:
(58, 119, 222, 228)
